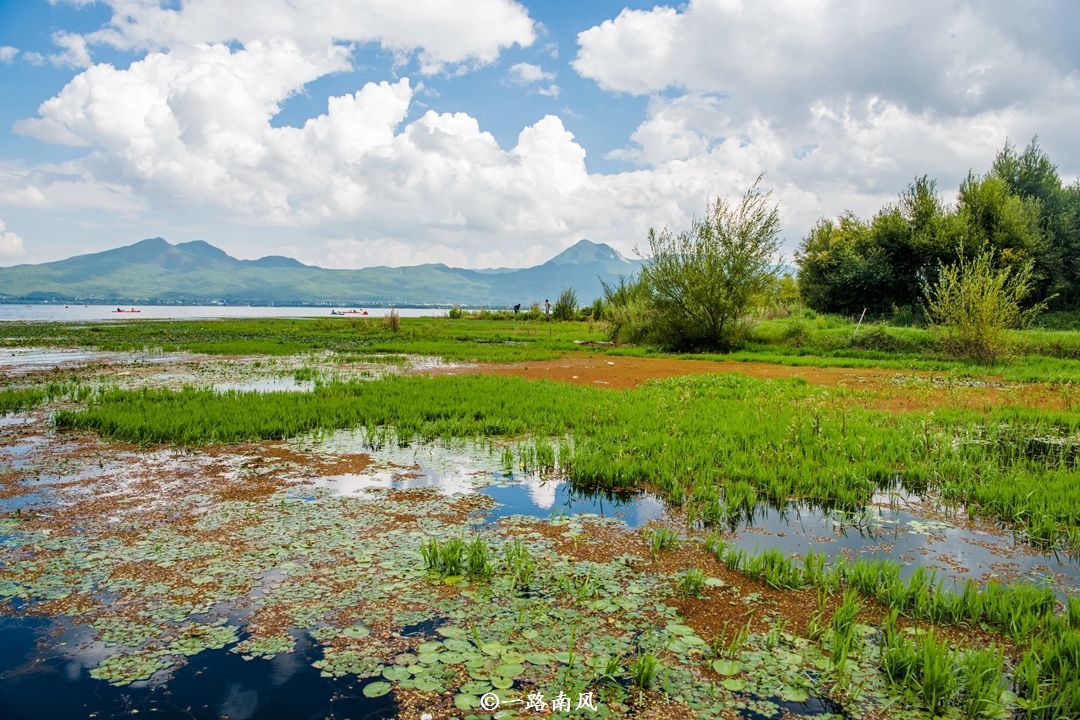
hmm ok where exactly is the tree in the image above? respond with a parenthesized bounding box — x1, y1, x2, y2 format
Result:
(551, 287, 578, 321)
(993, 137, 1078, 307)
(640, 178, 781, 350)
(797, 213, 894, 314)
(922, 245, 1046, 363)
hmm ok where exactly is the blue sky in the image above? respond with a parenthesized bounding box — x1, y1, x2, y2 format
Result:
(0, 0, 1077, 268)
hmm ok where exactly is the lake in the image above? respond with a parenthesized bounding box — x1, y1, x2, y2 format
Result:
(0, 304, 449, 322)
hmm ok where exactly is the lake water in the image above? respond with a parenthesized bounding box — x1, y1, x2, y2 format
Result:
(0, 304, 449, 322)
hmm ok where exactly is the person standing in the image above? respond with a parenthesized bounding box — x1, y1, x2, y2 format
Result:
(544, 299, 551, 319)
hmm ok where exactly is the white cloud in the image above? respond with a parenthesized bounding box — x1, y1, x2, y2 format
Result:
(507, 62, 553, 85)
(6, 0, 1079, 268)
(83, 0, 535, 74)
(0, 218, 26, 257)
(573, 0, 1079, 116)
(0, 46, 18, 63)
(576, 0, 1080, 250)
(49, 32, 92, 68)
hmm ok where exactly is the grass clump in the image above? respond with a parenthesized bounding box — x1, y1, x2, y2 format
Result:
(630, 652, 660, 690)
(419, 536, 491, 579)
(643, 527, 680, 557)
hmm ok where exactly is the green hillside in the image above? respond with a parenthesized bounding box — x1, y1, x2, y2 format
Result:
(0, 238, 643, 306)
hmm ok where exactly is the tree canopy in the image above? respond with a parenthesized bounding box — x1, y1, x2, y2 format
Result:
(797, 138, 1078, 315)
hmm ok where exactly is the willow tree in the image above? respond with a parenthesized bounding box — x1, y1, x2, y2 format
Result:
(640, 179, 781, 350)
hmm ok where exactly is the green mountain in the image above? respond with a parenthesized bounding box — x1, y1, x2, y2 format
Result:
(0, 238, 643, 306)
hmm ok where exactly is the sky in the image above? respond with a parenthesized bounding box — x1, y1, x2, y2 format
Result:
(0, 0, 1078, 270)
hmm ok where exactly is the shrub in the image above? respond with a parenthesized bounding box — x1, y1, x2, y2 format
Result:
(640, 177, 782, 350)
(602, 275, 656, 344)
(383, 309, 401, 333)
(922, 245, 1048, 363)
(448, 305, 464, 319)
(552, 287, 578, 321)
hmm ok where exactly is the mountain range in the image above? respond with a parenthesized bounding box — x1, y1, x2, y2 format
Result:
(0, 238, 644, 307)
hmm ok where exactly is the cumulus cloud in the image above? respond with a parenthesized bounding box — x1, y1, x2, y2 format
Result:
(0, 46, 18, 63)
(5, 0, 1079, 267)
(577, 0, 1080, 247)
(0, 218, 25, 257)
(82, 0, 535, 74)
(573, 0, 1079, 115)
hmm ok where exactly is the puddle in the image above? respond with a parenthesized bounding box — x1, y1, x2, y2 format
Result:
(721, 491, 1079, 595)
(299, 430, 668, 529)
(0, 348, 186, 375)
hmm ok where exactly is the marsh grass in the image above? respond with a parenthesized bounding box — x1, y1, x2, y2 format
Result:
(5, 314, 1080, 381)
(419, 536, 491, 579)
(630, 652, 660, 690)
(0, 381, 85, 413)
(675, 568, 706, 598)
(55, 372, 1080, 547)
(643, 527, 680, 557)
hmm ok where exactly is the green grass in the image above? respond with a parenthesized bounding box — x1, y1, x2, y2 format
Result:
(54, 372, 1080, 547)
(0, 317, 606, 363)
(4, 313, 1079, 381)
(0, 382, 86, 414)
(0, 387, 49, 414)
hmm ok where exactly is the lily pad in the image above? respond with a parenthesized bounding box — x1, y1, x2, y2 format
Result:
(363, 681, 392, 698)
(712, 659, 742, 675)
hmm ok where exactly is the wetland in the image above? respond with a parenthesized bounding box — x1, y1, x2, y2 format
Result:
(0, 317, 1077, 719)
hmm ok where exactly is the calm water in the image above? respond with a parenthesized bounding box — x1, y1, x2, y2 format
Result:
(0, 304, 449, 322)
(2, 425, 1076, 719)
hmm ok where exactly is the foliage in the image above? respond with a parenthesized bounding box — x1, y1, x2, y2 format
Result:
(922, 245, 1047, 362)
(638, 179, 782, 350)
(601, 275, 657, 344)
(551, 287, 578, 321)
(798, 138, 1080, 315)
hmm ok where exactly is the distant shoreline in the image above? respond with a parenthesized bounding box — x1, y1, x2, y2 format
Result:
(0, 300, 458, 309)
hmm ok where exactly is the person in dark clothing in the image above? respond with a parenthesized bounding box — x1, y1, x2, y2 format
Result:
(513, 303, 521, 315)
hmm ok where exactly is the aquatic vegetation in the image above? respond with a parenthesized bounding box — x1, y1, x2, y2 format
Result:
(958, 646, 1008, 719)
(630, 651, 660, 690)
(643, 526, 680, 556)
(53, 372, 1080, 548)
(0, 381, 86, 413)
(420, 536, 492, 578)
(675, 567, 706, 597)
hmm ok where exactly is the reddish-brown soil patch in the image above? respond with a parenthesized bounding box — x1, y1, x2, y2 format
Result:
(456, 355, 900, 390)
(443, 355, 1067, 412)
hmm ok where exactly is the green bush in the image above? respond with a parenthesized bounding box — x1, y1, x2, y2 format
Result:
(922, 245, 1047, 363)
(640, 178, 782, 350)
(551, 287, 578, 321)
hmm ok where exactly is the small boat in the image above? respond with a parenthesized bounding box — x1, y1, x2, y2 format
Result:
(112, 308, 141, 314)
